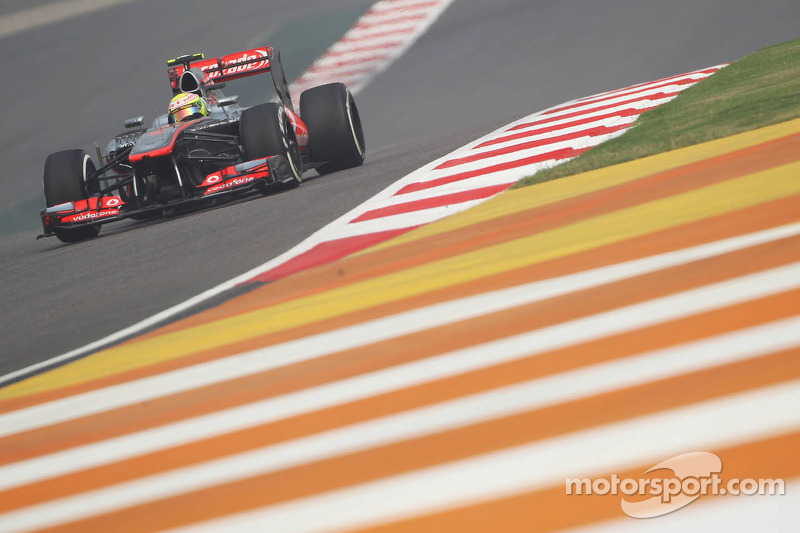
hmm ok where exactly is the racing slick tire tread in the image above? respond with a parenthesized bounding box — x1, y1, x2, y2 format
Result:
(240, 102, 302, 188)
(300, 82, 365, 175)
(43, 149, 101, 243)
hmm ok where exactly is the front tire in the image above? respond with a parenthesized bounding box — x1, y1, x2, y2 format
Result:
(43, 149, 101, 243)
(240, 103, 302, 188)
(300, 82, 365, 175)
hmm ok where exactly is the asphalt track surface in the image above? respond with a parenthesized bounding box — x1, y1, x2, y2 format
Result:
(1, 0, 798, 377)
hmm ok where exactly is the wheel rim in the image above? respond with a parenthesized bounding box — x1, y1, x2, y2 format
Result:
(345, 92, 364, 158)
(82, 154, 98, 196)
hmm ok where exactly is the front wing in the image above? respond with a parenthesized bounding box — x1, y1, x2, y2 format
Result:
(39, 155, 296, 239)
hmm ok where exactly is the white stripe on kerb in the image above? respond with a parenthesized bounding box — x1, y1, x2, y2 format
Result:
(1, 225, 799, 439)
(163, 380, 800, 533)
(1, 315, 798, 497)
(1, 322, 798, 532)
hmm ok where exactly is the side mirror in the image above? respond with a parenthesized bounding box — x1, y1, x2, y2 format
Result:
(123, 116, 144, 129)
(207, 82, 226, 91)
(217, 96, 239, 108)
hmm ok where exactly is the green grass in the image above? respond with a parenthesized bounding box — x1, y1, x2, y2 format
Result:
(514, 37, 800, 188)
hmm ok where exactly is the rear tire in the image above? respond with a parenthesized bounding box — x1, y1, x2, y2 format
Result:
(43, 149, 101, 243)
(240, 103, 302, 188)
(300, 82, 365, 175)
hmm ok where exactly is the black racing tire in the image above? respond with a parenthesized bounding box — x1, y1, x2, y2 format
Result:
(240, 102, 302, 187)
(299, 82, 365, 175)
(43, 149, 101, 243)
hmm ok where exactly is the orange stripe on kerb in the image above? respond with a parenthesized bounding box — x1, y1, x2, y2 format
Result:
(152, 130, 800, 332)
(2, 227, 800, 466)
(29, 348, 800, 532)
(3, 131, 800, 403)
(0, 191, 798, 422)
(2, 185, 799, 417)
(2, 289, 800, 511)
(359, 431, 800, 533)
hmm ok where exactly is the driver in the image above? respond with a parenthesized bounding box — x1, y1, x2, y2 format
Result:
(168, 92, 208, 124)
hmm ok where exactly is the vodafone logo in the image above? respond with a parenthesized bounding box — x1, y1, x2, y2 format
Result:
(169, 93, 200, 111)
(105, 198, 121, 207)
(205, 174, 222, 184)
(63, 209, 120, 223)
(206, 176, 255, 194)
(202, 49, 269, 79)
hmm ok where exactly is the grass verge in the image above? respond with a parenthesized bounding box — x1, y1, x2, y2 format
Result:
(514, 37, 800, 188)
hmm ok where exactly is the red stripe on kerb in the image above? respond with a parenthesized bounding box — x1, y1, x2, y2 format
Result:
(354, 13, 429, 30)
(352, 184, 511, 223)
(365, 0, 440, 16)
(307, 64, 379, 77)
(437, 124, 629, 170)
(339, 27, 416, 43)
(479, 104, 660, 149)
(507, 91, 678, 132)
(542, 77, 698, 116)
(308, 54, 390, 72)
(326, 42, 404, 57)
(570, 66, 721, 104)
(246, 228, 417, 283)
(397, 146, 587, 195)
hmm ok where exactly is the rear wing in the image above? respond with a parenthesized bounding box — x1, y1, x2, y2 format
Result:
(167, 46, 294, 110)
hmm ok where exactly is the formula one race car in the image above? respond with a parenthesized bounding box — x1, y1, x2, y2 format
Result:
(39, 47, 365, 243)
